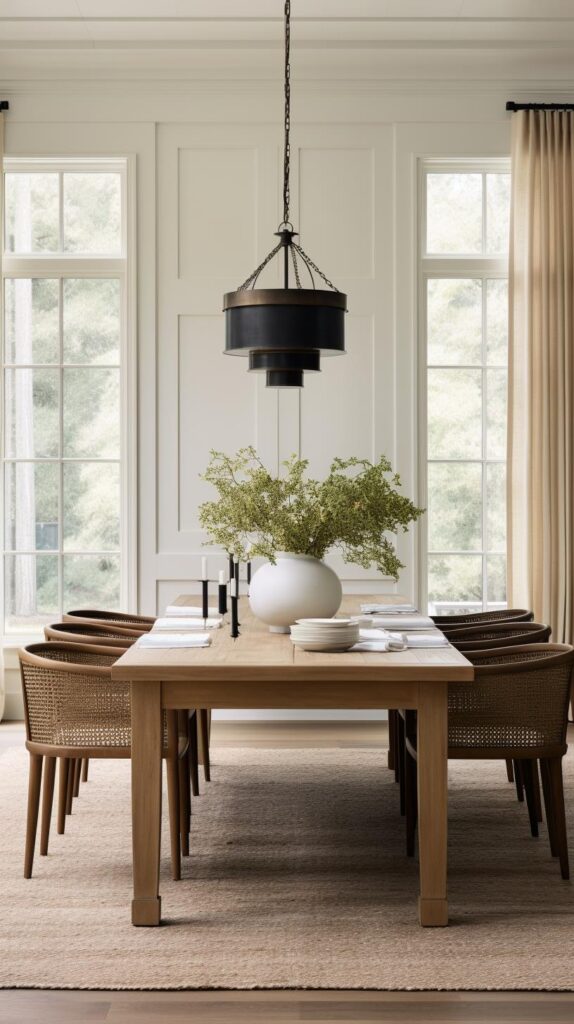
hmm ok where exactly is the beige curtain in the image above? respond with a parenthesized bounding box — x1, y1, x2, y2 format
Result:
(0, 109, 5, 719)
(508, 109, 574, 642)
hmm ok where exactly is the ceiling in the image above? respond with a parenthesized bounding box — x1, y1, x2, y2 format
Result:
(2, 1, 574, 83)
(2, 1, 574, 48)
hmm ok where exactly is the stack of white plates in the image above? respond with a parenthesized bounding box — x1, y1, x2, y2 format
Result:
(290, 617, 360, 652)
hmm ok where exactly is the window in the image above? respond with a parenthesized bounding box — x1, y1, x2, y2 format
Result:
(2, 159, 132, 638)
(420, 162, 510, 615)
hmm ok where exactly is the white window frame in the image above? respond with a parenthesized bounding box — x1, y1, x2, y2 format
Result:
(418, 157, 510, 615)
(1, 156, 137, 644)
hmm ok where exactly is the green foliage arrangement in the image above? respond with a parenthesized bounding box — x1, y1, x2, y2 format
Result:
(199, 448, 424, 580)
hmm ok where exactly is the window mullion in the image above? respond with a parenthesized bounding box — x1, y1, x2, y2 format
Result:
(58, 276, 64, 619)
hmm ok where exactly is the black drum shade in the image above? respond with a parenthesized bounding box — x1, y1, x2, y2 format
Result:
(224, 288, 347, 388)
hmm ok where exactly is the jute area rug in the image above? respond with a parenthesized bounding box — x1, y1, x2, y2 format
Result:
(1, 745, 573, 990)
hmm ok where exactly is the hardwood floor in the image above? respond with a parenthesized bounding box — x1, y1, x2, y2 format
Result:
(2, 719, 573, 1024)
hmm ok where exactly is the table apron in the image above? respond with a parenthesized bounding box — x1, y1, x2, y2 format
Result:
(160, 678, 423, 710)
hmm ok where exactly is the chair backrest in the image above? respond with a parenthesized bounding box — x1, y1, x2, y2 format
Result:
(44, 621, 137, 647)
(19, 642, 130, 750)
(443, 621, 551, 651)
(432, 608, 533, 627)
(63, 609, 155, 631)
(448, 643, 574, 755)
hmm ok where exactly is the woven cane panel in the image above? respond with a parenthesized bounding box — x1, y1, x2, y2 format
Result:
(22, 664, 131, 747)
(33, 647, 118, 667)
(448, 663, 572, 750)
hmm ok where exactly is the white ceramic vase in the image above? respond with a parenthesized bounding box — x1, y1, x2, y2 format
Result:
(249, 552, 342, 633)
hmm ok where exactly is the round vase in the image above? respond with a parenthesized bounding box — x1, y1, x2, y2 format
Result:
(248, 552, 342, 633)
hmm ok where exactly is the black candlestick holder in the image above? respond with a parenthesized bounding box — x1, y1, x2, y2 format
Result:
(230, 594, 240, 638)
(218, 582, 228, 615)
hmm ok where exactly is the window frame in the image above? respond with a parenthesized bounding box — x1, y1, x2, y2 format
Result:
(1, 156, 137, 644)
(418, 157, 510, 615)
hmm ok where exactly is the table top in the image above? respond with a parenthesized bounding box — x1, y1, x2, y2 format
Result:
(112, 595, 474, 685)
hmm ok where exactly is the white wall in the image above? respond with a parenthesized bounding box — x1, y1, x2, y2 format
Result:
(0, 78, 515, 718)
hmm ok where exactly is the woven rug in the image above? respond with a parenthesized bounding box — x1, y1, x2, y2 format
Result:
(0, 745, 573, 990)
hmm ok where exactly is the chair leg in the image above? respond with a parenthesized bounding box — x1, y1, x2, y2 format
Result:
(505, 758, 514, 783)
(57, 758, 69, 834)
(405, 744, 417, 857)
(397, 714, 406, 816)
(24, 754, 43, 878)
(540, 758, 559, 857)
(387, 709, 396, 771)
(40, 756, 56, 856)
(81, 758, 89, 783)
(543, 757, 569, 880)
(189, 713, 200, 797)
(532, 760, 543, 823)
(65, 757, 75, 815)
(178, 750, 191, 858)
(73, 758, 81, 799)
(165, 712, 181, 882)
(199, 709, 211, 782)
(513, 759, 524, 802)
(521, 759, 539, 838)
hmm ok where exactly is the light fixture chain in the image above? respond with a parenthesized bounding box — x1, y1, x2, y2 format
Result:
(238, 240, 283, 291)
(290, 242, 302, 288)
(283, 0, 291, 226)
(293, 242, 339, 292)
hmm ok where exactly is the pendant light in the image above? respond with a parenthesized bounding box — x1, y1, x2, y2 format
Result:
(223, 0, 347, 388)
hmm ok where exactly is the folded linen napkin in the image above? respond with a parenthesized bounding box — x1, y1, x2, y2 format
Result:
(352, 639, 406, 652)
(360, 603, 418, 614)
(165, 605, 220, 617)
(402, 632, 449, 648)
(359, 627, 449, 649)
(356, 628, 406, 652)
(136, 632, 211, 649)
(153, 616, 222, 630)
(359, 614, 435, 631)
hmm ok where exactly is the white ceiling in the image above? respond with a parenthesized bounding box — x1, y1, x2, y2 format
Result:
(2, 0, 574, 48)
(2, 0, 574, 84)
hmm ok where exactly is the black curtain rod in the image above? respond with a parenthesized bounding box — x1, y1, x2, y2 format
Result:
(506, 101, 574, 112)
(0, 101, 9, 111)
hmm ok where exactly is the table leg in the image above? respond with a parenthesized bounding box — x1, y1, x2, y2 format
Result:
(417, 682, 448, 927)
(131, 680, 162, 926)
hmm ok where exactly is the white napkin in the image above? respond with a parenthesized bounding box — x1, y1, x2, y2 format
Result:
(153, 616, 222, 630)
(165, 605, 220, 617)
(360, 603, 418, 614)
(136, 633, 211, 649)
(402, 632, 449, 648)
(359, 614, 435, 631)
(357, 627, 449, 650)
(355, 628, 406, 652)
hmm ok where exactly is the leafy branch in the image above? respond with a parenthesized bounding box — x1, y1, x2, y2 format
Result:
(199, 448, 424, 580)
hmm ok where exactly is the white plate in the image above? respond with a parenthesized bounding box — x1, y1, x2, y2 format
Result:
(291, 639, 356, 652)
(290, 626, 358, 634)
(295, 617, 358, 627)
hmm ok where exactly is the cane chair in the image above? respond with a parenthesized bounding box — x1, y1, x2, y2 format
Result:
(403, 644, 574, 879)
(388, 610, 535, 775)
(45, 623, 202, 803)
(45, 621, 143, 646)
(63, 609, 156, 631)
(443, 621, 551, 652)
(62, 608, 212, 781)
(431, 608, 534, 628)
(19, 642, 190, 881)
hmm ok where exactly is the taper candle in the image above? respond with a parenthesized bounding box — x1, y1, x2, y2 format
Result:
(201, 556, 208, 580)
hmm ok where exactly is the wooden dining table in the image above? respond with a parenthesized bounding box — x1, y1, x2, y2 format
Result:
(112, 594, 474, 928)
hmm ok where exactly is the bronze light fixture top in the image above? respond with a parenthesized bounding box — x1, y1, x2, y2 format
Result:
(223, 0, 347, 388)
